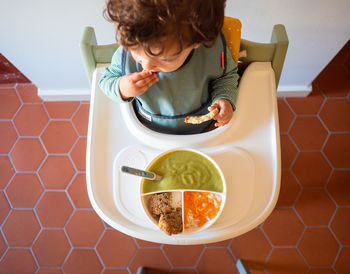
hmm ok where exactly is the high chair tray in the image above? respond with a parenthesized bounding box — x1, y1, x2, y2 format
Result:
(86, 62, 281, 245)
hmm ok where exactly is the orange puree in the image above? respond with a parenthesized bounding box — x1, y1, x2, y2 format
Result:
(184, 191, 221, 229)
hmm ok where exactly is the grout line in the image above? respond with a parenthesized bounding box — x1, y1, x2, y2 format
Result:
(160, 246, 173, 270)
(93, 244, 106, 270)
(192, 245, 206, 269)
(13, 84, 23, 105)
(126, 246, 139, 271)
(295, 246, 309, 269)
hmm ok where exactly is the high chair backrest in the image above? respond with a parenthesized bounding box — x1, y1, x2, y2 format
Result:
(222, 17, 242, 63)
(80, 17, 288, 87)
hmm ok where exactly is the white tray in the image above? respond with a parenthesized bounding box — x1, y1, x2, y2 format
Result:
(86, 62, 281, 245)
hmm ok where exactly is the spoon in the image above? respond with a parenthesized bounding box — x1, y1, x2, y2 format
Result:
(120, 166, 163, 181)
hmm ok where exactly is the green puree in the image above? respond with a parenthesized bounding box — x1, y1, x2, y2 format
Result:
(142, 150, 223, 193)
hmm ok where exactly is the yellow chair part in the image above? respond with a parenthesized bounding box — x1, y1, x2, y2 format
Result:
(222, 17, 242, 63)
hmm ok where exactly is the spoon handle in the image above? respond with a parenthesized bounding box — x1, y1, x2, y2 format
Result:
(120, 166, 162, 181)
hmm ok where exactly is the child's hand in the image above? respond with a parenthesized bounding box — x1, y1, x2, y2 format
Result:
(209, 99, 233, 127)
(119, 71, 159, 99)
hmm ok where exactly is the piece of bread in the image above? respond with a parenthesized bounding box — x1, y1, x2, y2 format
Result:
(149, 193, 172, 217)
(158, 211, 183, 236)
(184, 108, 219, 124)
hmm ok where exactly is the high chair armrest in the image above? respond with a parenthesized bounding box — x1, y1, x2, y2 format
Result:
(240, 24, 289, 87)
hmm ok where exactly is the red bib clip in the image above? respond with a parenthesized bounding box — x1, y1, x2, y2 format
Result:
(221, 51, 225, 69)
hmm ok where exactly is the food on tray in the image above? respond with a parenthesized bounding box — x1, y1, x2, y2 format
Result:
(183, 191, 222, 229)
(149, 192, 172, 217)
(142, 150, 223, 193)
(184, 108, 219, 124)
(148, 192, 183, 236)
(158, 211, 183, 235)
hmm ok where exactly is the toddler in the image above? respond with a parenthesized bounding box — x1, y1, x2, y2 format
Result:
(99, 0, 239, 134)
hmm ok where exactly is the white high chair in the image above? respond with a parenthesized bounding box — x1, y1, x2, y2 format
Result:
(80, 18, 288, 245)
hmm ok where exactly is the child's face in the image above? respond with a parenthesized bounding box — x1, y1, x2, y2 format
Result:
(129, 39, 200, 73)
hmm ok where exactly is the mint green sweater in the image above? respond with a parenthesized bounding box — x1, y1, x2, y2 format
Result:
(99, 35, 238, 134)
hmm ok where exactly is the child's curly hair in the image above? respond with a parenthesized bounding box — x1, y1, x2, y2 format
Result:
(104, 0, 226, 56)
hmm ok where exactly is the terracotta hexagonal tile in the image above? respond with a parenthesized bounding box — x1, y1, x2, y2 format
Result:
(280, 134, 298, 169)
(206, 239, 231, 247)
(170, 270, 197, 274)
(0, 155, 15, 189)
(277, 99, 294, 133)
(70, 137, 87, 171)
(16, 84, 42, 103)
(96, 229, 137, 267)
(289, 117, 328, 150)
(298, 228, 339, 266)
(63, 249, 102, 274)
(320, 99, 350, 131)
(295, 188, 336, 226)
(67, 173, 92, 208)
(0, 88, 21, 119)
(41, 121, 78, 154)
(334, 247, 350, 273)
(103, 270, 129, 274)
(33, 229, 71, 267)
(262, 208, 304, 246)
(0, 192, 11, 225)
(13, 104, 48, 136)
(6, 173, 43, 208)
(307, 269, 335, 274)
(128, 249, 170, 273)
(10, 138, 46, 172)
(286, 84, 324, 115)
(327, 170, 350, 206)
(324, 134, 350, 168)
(36, 269, 63, 274)
(0, 121, 17, 154)
(36, 192, 73, 228)
(330, 208, 350, 245)
(276, 170, 301, 207)
(0, 83, 15, 87)
(197, 248, 236, 274)
(230, 228, 271, 268)
(2, 210, 40, 246)
(65, 210, 104, 247)
(0, 248, 37, 274)
(39, 155, 75, 189)
(314, 65, 350, 97)
(163, 244, 203, 267)
(134, 239, 161, 247)
(43, 101, 79, 119)
(72, 104, 89, 136)
(292, 152, 331, 187)
(265, 248, 307, 274)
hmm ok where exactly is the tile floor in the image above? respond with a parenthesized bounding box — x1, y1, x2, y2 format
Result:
(0, 41, 350, 273)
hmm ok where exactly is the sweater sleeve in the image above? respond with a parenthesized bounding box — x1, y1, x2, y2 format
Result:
(210, 48, 239, 110)
(98, 46, 133, 103)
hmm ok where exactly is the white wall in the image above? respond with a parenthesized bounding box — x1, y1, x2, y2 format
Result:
(0, 0, 113, 98)
(1, 0, 350, 99)
(226, 0, 350, 93)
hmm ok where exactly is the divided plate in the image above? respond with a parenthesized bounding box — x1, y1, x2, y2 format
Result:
(113, 145, 255, 234)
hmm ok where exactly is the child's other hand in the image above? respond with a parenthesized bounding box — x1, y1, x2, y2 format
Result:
(119, 71, 159, 99)
(209, 99, 233, 127)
